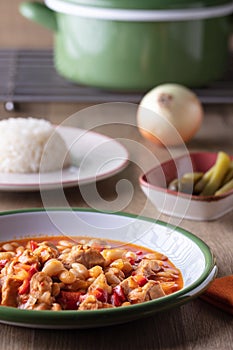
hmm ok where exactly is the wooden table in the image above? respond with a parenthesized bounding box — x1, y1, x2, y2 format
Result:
(0, 1, 233, 347)
(0, 102, 232, 350)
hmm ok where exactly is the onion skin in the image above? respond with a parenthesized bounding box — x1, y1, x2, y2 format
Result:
(137, 84, 203, 147)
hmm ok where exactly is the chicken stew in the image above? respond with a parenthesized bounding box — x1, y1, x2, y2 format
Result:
(0, 236, 183, 311)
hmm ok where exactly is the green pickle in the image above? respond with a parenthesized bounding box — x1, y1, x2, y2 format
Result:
(168, 178, 193, 194)
(223, 161, 233, 184)
(215, 179, 233, 196)
(167, 152, 233, 197)
(168, 172, 203, 195)
(194, 166, 215, 194)
(201, 152, 231, 196)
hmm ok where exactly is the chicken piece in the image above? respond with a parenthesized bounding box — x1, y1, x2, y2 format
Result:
(20, 272, 54, 310)
(105, 267, 125, 286)
(88, 273, 112, 295)
(119, 276, 139, 296)
(51, 303, 62, 311)
(134, 259, 161, 279)
(63, 279, 90, 292)
(82, 248, 106, 268)
(78, 295, 102, 310)
(78, 295, 113, 310)
(128, 281, 165, 304)
(121, 260, 133, 276)
(59, 245, 105, 269)
(0, 260, 18, 276)
(33, 242, 59, 264)
(33, 303, 51, 310)
(110, 258, 133, 276)
(0, 252, 15, 261)
(52, 282, 65, 297)
(30, 272, 53, 304)
(1, 276, 22, 307)
(18, 249, 39, 265)
(58, 245, 81, 267)
(147, 281, 166, 299)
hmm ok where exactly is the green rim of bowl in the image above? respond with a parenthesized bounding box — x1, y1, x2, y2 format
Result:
(0, 208, 216, 327)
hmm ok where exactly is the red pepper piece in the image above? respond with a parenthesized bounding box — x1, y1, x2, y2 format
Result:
(111, 285, 126, 306)
(114, 285, 126, 301)
(134, 275, 148, 287)
(136, 251, 143, 256)
(92, 288, 108, 303)
(30, 240, 38, 251)
(111, 292, 121, 307)
(18, 263, 38, 295)
(128, 257, 135, 265)
(16, 263, 32, 271)
(56, 291, 82, 310)
(28, 264, 38, 278)
(18, 279, 30, 295)
(0, 259, 8, 269)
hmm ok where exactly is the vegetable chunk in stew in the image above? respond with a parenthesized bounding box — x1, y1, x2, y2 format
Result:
(0, 236, 183, 311)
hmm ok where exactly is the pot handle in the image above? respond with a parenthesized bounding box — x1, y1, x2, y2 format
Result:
(19, 2, 57, 31)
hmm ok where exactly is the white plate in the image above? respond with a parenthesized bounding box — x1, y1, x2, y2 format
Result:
(0, 126, 129, 191)
(0, 209, 216, 329)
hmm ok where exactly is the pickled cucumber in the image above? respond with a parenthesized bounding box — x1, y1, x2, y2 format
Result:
(215, 179, 233, 196)
(167, 151, 233, 197)
(201, 152, 231, 196)
(168, 172, 203, 194)
(223, 161, 233, 184)
(194, 166, 215, 194)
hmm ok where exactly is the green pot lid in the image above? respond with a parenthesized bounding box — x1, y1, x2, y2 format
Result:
(45, 0, 233, 21)
(48, 0, 232, 10)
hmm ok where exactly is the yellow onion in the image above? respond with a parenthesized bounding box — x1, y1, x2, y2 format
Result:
(137, 84, 203, 146)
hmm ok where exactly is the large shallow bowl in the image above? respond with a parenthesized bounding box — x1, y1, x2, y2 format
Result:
(139, 152, 233, 221)
(0, 208, 216, 329)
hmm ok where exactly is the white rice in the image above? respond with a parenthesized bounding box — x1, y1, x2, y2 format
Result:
(0, 117, 70, 173)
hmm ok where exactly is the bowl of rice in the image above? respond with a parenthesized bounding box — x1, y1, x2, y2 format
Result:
(0, 118, 70, 173)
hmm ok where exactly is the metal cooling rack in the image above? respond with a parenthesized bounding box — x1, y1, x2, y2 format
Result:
(0, 49, 233, 111)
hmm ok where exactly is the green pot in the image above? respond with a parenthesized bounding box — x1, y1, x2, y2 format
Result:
(20, 0, 233, 91)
